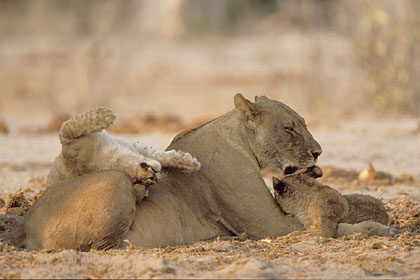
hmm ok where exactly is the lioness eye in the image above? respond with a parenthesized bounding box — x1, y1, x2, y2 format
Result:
(140, 163, 148, 169)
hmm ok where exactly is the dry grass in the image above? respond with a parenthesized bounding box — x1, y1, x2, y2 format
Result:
(0, 166, 419, 278)
(0, 196, 419, 278)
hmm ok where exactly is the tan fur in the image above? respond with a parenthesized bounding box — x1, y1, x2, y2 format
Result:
(273, 175, 396, 238)
(10, 94, 324, 249)
(47, 107, 201, 188)
(24, 171, 135, 250)
(122, 94, 323, 247)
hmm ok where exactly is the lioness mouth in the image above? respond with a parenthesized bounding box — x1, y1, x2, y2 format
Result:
(284, 166, 308, 177)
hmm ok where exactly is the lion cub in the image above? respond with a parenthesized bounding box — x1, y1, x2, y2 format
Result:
(273, 174, 397, 237)
(47, 107, 201, 192)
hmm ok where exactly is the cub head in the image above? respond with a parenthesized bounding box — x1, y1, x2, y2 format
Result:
(136, 160, 161, 186)
(272, 175, 320, 215)
(234, 94, 322, 176)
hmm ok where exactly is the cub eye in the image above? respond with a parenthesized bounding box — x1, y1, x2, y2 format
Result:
(285, 126, 295, 133)
(140, 163, 149, 169)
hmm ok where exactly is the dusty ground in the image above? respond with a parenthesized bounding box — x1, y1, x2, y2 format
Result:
(0, 116, 419, 279)
(1, 3, 419, 277)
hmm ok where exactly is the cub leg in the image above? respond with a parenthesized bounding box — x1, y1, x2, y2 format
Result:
(307, 205, 341, 238)
(337, 221, 397, 237)
(59, 107, 116, 144)
(133, 141, 201, 173)
(308, 217, 338, 238)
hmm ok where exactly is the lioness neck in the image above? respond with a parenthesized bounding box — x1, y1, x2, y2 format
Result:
(169, 110, 258, 167)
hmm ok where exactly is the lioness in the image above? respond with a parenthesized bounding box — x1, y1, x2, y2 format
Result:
(9, 94, 323, 250)
(273, 175, 397, 237)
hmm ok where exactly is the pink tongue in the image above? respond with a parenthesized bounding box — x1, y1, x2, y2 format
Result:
(285, 167, 308, 177)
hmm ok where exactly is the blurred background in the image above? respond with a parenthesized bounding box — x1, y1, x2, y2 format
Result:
(0, 0, 419, 131)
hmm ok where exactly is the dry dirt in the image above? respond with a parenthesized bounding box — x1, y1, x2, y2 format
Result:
(0, 118, 419, 279)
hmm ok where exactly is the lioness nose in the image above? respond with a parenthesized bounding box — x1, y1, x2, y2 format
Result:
(312, 151, 321, 160)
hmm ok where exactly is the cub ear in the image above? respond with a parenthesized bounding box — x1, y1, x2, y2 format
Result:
(234, 93, 257, 128)
(272, 177, 281, 185)
(272, 177, 287, 194)
(254, 95, 269, 102)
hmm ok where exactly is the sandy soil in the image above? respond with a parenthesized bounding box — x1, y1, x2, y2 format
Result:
(0, 118, 419, 279)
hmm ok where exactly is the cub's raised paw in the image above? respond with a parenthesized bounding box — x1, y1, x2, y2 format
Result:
(59, 107, 117, 144)
(168, 150, 201, 173)
(90, 107, 117, 131)
(180, 152, 201, 173)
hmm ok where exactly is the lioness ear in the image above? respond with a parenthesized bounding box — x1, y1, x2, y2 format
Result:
(234, 93, 257, 128)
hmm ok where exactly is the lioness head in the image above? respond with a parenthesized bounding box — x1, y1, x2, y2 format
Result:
(234, 94, 322, 175)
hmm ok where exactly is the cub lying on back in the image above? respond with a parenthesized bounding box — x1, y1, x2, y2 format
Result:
(273, 174, 397, 237)
(47, 107, 201, 196)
